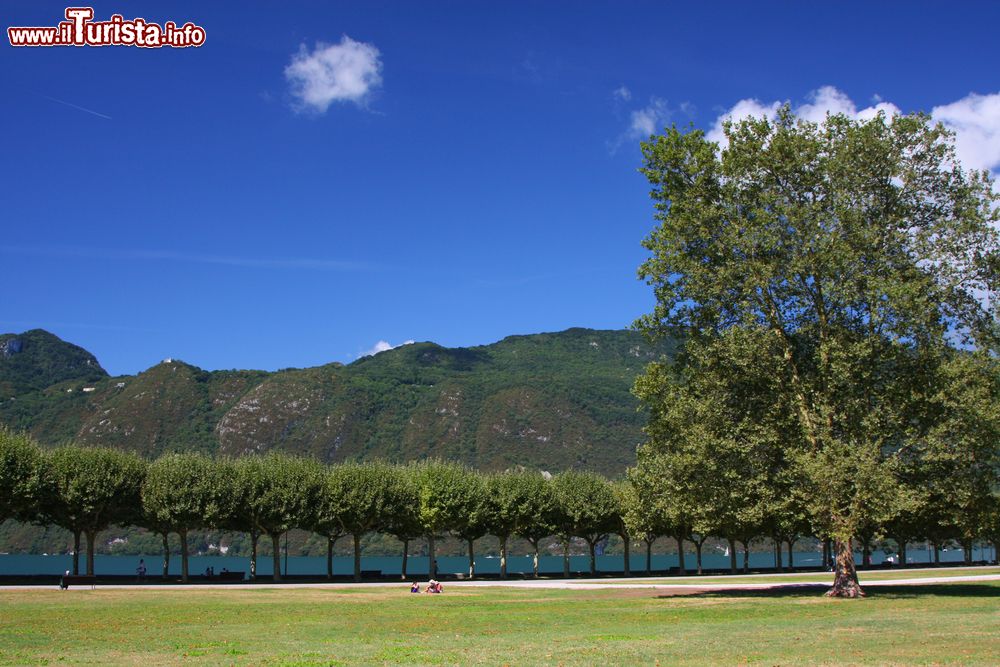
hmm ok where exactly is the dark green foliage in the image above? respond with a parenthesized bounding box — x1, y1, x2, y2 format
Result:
(411, 460, 484, 578)
(142, 453, 225, 581)
(634, 108, 1000, 595)
(0, 329, 107, 396)
(220, 453, 322, 581)
(486, 470, 557, 578)
(325, 461, 402, 580)
(0, 426, 42, 523)
(381, 465, 422, 579)
(38, 445, 146, 574)
(552, 470, 620, 575)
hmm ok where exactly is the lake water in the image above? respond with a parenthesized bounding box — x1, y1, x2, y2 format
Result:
(2, 544, 989, 578)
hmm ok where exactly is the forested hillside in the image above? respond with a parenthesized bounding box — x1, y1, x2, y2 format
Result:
(0, 327, 673, 475)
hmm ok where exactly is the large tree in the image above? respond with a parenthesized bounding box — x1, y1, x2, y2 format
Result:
(636, 109, 999, 597)
(222, 454, 321, 582)
(552, 471, 619, 576)
(413, 460, 480, 580)
(622, 469, 672, 576)
(40, 446, 146, 576)
(450, 469, 488, 579)
(308, 464, 348, 580)
(512, 472, 559, 578)
(383, 465, 422, 581)
(142, 453, 222, 582)
(326, 461, 398, 581)
(483, 471, 528, 580)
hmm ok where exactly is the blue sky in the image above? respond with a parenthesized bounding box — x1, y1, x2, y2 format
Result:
(3, 1, 998, 375)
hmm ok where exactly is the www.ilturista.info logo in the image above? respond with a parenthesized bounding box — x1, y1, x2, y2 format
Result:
(8, 7, 206, 48)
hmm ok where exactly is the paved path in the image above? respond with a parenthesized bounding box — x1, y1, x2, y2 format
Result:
(4, 568, 998, 592)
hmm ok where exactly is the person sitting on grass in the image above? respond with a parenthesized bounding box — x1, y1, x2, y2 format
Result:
(424, 580, 443, 594)
(410, 582, 420, 593)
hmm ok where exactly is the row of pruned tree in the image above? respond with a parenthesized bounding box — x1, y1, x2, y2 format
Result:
(3, 425, 997, 584)
(0, 429, 630, 582)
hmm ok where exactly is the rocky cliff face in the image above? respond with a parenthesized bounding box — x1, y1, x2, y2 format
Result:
(0, 328, 672, 474)
(1, 337, 24, 358)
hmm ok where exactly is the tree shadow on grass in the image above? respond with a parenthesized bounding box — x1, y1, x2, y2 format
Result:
(660, 583, 1000, 600)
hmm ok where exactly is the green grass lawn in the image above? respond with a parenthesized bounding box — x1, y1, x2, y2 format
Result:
(2, 581, 999, 665)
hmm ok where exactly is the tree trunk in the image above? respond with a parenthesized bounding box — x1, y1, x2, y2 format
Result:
(85, 530, 96, 576)
(180, 528, 189, 583)
(272, 533, 282, 582)
(249, 531, 259, 581)
(427, 534, 436, 579)
(861, 539, 871, 567)
(401, 538, 409, 580)
(822, 538, 831, 570)
(676, 535, 686, 575)
(933, 541, 941, 564)
(728, 538, 737, 575)
(562, 540, 570, 578)
(622, 535, 631, 577)
(353, 534, 362, 582)
(645, 539, 652, 576)
(787, 539, 795, 569)
(741, 540, 749, 573)
(588, 540, 596, 576)
(161, 532, 170, 578)
(694, 540, 703, 575)
(774, 539, 782, 572)
(72, 530, 81, 575)
(826, 539, 865, 598)
(499, 536, 509, 579)
(467, 538, 476, 579)
(531, 540, 540, 578)
(326, 536, 335, 580)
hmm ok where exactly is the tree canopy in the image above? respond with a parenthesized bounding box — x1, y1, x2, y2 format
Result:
(552, 470, 619, 575)
(143, 453, 223, 582)
(634, 108, 999, 597)
(39, 446, 146, 575)
(0, 426, 41, 524)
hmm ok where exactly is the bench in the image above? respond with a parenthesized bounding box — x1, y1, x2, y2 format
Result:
(60, 575, 96, 590)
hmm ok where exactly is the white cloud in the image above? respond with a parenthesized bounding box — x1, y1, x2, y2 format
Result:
(360, 339, 415, 358)
(613, 85, 631, 102)
(285, 36, 383, 113)
(706, 97, 782, 145)
(609, 97, 675, 154)
(707, 85, 900, 146)
(932, 92, 1000, 173)
(628, 97, 669, 140)
(707, 86, 1000, 178)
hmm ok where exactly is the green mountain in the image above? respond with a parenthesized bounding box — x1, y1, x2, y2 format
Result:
(0, 329, 107, 395)
(0, 327, 672, 474)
